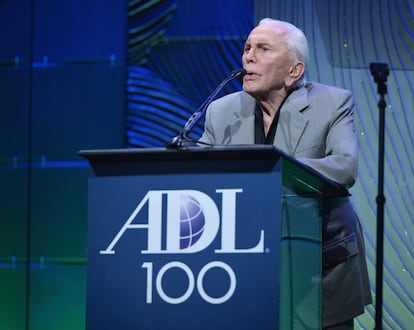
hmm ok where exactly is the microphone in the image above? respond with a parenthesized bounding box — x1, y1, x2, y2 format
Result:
(166, 68, 246, 149)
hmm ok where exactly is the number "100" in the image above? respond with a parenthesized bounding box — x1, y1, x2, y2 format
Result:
(142, 261, 236, 304)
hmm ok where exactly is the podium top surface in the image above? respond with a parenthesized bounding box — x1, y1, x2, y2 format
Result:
(79, 145, 348, 197)
(79, 145, 281, 162)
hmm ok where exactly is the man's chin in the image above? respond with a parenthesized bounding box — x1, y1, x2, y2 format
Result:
(242, 83, 256, 93)
(243, 84, 260, 95)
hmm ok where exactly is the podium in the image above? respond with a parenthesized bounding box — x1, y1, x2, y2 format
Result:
(79, 145, 347, 330)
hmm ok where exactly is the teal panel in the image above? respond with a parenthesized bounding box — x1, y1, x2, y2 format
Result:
(30, 166, 88, 259)
(0, 168, 28, 259)
(280, 190, 322, 329)
(29, 265, 86, 330)
(0, 267, 26, 330)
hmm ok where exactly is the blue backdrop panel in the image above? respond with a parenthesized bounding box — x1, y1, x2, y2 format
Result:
(32, 0, 126, 59)
(0, 0, 32, 59)
(0, 0, 127, 329)
(31, 64, 125, 160)
(0, 66, 31, 159)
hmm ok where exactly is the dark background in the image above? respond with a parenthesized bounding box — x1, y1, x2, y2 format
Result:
(0, 0, 413, 329)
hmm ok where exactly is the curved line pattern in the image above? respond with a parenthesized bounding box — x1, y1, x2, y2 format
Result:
(126, 0, 249, 147)
(311, 1, 414, 329)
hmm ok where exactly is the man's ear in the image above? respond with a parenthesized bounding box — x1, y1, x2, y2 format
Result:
(289, 62, 305, 79)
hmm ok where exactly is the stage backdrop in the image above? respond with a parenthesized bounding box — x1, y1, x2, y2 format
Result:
(0, 0, 412, 329)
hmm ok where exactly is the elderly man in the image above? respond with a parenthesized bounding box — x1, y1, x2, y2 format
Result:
(200, 18, 372, 329)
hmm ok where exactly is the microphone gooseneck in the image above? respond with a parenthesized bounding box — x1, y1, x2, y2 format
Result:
(166, 69, 245, 149)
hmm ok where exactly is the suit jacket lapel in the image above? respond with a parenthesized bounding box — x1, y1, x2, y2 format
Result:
(222, 88, 309, 148)
(274, 86, 309, 155)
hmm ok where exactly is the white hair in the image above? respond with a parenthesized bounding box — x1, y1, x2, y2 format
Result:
(258, 18, 309, 67)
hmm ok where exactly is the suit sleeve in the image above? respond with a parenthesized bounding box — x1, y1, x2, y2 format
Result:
(199, 102, 216, 145)
(297, 89, 358, 187)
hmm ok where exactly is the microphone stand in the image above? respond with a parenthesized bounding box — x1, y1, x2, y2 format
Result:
(166, 69, 245, 149)
(370, 62, 389, 330)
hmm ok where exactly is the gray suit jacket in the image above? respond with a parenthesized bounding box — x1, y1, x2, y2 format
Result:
(200, 82, 372, 327)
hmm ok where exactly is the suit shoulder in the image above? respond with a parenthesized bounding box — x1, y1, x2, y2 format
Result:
(209, 91, 255, 112)
(306, 81, 352, 97)
(214, 91, 254, 104)
(206, 91, 256, 121)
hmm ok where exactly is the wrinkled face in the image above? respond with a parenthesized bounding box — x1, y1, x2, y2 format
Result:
(242, 23, 296, 99)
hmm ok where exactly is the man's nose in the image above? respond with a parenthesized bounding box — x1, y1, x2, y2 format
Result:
(244, 49, 256, 62)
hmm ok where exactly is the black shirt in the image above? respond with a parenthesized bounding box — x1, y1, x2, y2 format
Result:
(253, 86, 298, 145)
(254, 102, 281, 145)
